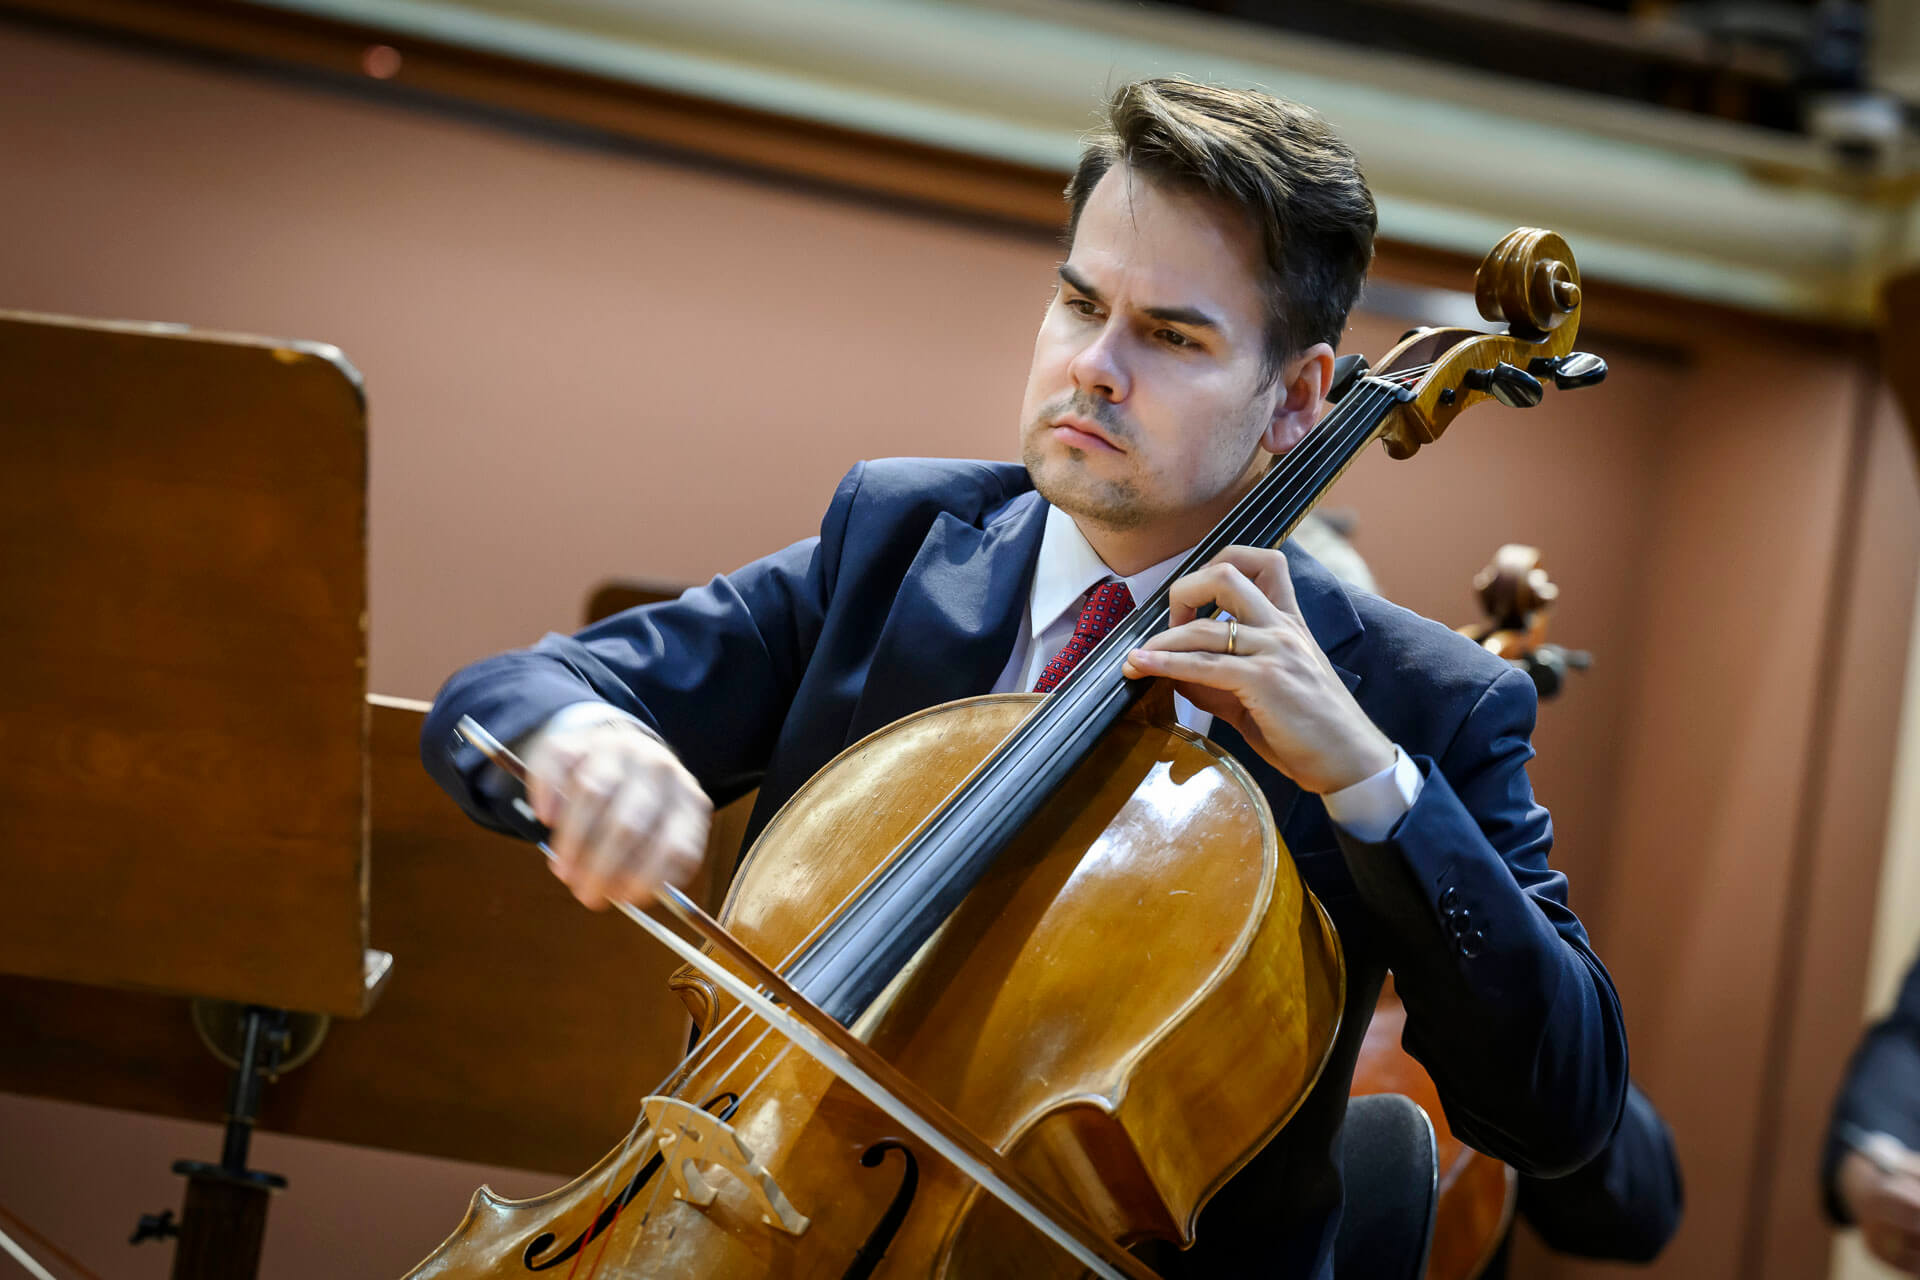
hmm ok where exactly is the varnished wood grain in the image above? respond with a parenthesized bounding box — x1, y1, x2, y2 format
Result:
(0, 701, 716, 1175)
(0, 311, 370, 1015)
(404, 695, 1339, 1277)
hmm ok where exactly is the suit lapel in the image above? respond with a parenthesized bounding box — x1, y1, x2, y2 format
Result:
(842, 520, 1370, 848)
(1283, 540, 1364, 687)
(845, 490, 1048, 743)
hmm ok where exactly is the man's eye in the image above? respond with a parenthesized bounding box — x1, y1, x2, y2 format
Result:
(1065, 298, 1100, 318)
(1157, 329, 1194, 348)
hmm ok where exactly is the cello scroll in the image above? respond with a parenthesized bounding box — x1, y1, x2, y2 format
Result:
(1375, 229, 1606, 459)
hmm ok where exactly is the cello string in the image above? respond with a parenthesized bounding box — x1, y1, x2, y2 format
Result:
(976, 366, 1424, 787)
(916, 367, 1419, 804)
(801, 370, 1414, 958)
(569, 361, 1433, 1258)
(576, 1000, 784, 1242)
(705, 371, 1415, 1055)
(1034, 369, 1421, 758)
(1001, 374, 1419, 785)
(601, 1141, 678, 1280)
(793, 371, 1415, 958)
(579, 1029, 797, 1280)
(583, 827, 901, 1215)
(615, 823, 924, 1118)
(683, 373, 1418, 1111)
(598, 1173, 670, 1279)
(1054, 383, 1401, 685)
(1055, 364, 1424, 677)
(516, 840, 801, 1266)
(567, 1007, 788, 1279)
(571, 1110, 659, 1280)
(580, 848, 882, 1248)
(981, 379, 1406, 778)
(670, 365, 1424, 1030)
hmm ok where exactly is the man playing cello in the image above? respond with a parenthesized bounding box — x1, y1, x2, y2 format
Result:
(425, 77, 1628, 1276)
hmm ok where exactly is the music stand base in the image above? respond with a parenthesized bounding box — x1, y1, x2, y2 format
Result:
(169, 1163, 284, 1280)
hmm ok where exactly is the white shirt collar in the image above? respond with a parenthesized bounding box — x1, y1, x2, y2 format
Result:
(1030, 504, 1196, 638)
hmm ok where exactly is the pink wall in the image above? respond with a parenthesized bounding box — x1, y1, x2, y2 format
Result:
(3, 15, 1916, 1280)
(0, 17, 1050, 701)
(0, 1092, 556, 1280)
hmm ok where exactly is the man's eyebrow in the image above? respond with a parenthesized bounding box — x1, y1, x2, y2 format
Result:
(1058, 264, 1102, 302)
(1057, 264, 1220, 331)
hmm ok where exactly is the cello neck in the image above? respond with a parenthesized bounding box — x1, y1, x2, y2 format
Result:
(786, 369, 1415, 1026)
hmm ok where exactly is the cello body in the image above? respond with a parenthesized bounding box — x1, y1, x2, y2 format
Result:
(406, 693, 1343, 1277)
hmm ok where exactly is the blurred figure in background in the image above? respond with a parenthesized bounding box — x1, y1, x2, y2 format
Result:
(1827, 948, 1920, 1275)
(1289, 510, 1376, 596)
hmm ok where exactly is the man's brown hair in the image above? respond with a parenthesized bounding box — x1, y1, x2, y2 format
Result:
(1065, 78, 1377, 373)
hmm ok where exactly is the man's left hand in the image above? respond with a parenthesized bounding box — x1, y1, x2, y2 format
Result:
(1840, 1139, 1920, 1275)
(1121, 545, 1393, 795)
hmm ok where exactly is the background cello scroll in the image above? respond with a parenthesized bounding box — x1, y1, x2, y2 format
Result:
(1458, 544, 1592, 700)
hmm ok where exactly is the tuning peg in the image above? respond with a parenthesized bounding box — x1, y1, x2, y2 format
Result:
(1528, 352, 1608, 390)
(1462, 362, 1545, 409)
(1327, 353, 1370, 404)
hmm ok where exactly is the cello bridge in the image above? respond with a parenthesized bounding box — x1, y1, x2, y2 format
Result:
(641, 1095, 811, 1236)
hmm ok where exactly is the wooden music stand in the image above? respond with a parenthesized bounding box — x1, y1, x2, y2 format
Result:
(0, 310, 383, 1278)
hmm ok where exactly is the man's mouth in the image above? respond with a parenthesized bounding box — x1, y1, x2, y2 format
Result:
(1049, 415, 1122, 454)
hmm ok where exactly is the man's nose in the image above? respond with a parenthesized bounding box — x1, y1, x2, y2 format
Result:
(1067, 324, 1130, 402)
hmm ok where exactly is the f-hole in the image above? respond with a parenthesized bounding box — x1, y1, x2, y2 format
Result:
(522, 1092, 740, 1271)
(839, 1141, 920, 1280)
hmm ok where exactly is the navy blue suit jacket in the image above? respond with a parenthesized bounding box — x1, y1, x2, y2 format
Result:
(424, 458, 1628, 1277)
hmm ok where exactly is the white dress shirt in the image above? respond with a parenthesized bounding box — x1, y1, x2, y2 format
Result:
(990, 505, 1206, 727)
(986, 504, 1421, 842)
(551, 502, 1423, 842)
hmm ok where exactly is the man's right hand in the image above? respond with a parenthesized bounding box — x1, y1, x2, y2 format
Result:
(1840, 1138, 1920, 1275)
(522, 714, 712, 911)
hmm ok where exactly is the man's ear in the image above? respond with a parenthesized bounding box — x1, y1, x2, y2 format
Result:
(1262, 342, 1336, 455)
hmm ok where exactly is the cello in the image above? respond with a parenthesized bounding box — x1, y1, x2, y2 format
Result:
(407, 228, 1605, 1278)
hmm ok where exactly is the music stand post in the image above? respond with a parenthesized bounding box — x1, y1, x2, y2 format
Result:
(130, 1007, 291, 1279)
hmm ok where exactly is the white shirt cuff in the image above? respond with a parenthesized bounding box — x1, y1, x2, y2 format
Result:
(541, 700, 662, 744)
(1321, 744, 1423, 843)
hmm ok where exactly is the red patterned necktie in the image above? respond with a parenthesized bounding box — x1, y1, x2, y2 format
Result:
(1032, 580, 1134, 694)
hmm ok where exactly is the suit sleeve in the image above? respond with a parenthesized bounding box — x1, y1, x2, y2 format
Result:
(1822, 949, 1920, 1223)
(1516, 1081, 1684, 1261)
(1336, 664, 1629, 1177)
(420, 462, 865, 837)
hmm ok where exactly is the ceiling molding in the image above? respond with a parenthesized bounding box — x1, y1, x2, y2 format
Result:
(245, 0, 1917, 324)
(11, 0, 1917, 324)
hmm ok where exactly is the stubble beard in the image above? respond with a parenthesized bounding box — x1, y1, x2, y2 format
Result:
(1022, 434, 1155, 532)
(1022, 401, 1270, 537)
(1021, 393, 1158, 531)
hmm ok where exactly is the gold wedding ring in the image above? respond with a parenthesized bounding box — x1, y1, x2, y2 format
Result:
(1225, 616, 1238, 656)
